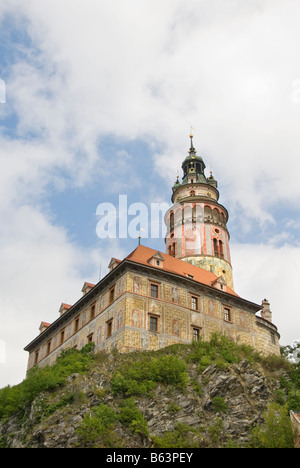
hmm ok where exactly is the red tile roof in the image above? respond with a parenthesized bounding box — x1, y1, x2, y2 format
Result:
(60, 303, 72, 310)
(40, 321, 51, 328)
(125, 244, 239, 297)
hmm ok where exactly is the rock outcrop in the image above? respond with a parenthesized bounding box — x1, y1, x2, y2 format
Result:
(0, 352, 281, 448)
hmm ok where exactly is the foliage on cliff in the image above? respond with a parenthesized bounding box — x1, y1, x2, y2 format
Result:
(0, 335, 299, 448)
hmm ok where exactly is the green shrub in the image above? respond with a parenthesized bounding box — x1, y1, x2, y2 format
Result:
(77, 403, 121, 448)
(167, 402, 181, 414)
(111, 355, 188, 396)
(0, 345, 95, 421)
(211, 396, 228, 414)
(249, 403, 294, 448)
(152, 423, 199, 448)
(189, 333, 262, 372)
(118, 398, 149, 437)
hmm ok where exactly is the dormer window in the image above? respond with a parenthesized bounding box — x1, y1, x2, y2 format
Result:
(149, 252, 165, 269)
(186, 274, 194, 279)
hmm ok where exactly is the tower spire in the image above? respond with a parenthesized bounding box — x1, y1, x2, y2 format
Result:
(189, 126, 196, 155)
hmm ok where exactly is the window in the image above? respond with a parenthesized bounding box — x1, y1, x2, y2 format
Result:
(224, 307, 231, 322)
(270, 332, 276, 344)
(191, 296, 198, 311)
(60, 329, 65, 344)
(193, 328, 200, 342)
(74, 316, 80, 333)
(219, 241, 224, 259)
(150, 283, 159, 298)
(90, 304, 96, 320)
(107, 319, 113, 338)
(149, 316, 158, 332)
(34, 350, 39, 365)
(213, 238, 218, 256)
(87, 333, 94, 343)
(109, 287, 115, 304)
(170, 212, 174, 231)
(47, 340, 51, 355)
(156, 260, 160, 266)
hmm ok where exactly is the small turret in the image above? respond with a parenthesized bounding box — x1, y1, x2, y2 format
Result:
(261, 299, 272, 322)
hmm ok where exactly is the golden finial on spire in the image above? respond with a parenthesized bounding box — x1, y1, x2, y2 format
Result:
(189, 125, 196, 155)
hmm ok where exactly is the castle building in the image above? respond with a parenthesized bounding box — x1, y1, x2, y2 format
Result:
(24, 136, 281, 371)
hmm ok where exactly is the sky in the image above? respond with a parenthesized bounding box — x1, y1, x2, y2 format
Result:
(0, 0, 300, 388)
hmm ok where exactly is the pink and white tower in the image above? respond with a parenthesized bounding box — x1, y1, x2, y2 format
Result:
(165, 133, 234, 290)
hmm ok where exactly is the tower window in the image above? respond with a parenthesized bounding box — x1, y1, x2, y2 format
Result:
(219, 241, 224, 259)
(213, 238, 218, 256)
(270, 332, 276, 344)
(170, 212, 174, 231)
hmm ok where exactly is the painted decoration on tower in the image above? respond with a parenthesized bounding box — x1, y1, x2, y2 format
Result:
(184, 225, 202, 256)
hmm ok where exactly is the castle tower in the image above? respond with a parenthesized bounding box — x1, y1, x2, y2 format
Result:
(165, 133, 234, 290)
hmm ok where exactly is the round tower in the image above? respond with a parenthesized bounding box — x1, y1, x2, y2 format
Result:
(165, 134, 234, 290)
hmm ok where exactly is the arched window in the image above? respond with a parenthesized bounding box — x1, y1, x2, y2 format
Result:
(170, 212, 174, 231)
(172, 243, 176, 256)
(219, 241, 224, 259)
(204, 206, 212, 220)
(213, 208, 220, 223)
(213, 238, 218, 256)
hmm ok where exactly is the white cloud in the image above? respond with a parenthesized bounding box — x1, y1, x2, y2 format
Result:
(231, 242, 300, 346)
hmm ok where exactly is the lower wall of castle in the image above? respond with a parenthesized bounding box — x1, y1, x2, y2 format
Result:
(27, 271, 280, 371)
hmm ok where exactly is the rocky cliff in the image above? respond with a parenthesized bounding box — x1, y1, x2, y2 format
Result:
(0, 337, 293, 448)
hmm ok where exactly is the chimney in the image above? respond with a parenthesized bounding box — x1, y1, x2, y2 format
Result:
(261, 299, 272, 322)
